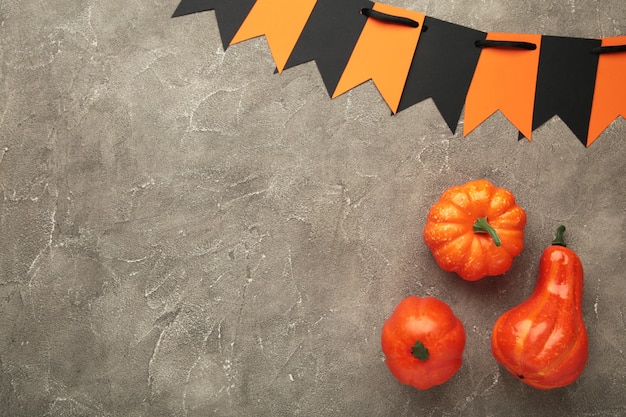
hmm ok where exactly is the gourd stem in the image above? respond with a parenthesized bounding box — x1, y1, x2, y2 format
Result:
(473, 217, 502, 247)
(552, 225, 567, 247)
(411, 340, 430, 360)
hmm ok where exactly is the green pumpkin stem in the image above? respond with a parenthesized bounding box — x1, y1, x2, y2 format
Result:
(552, 225, 567, 247)
(473, 217, 502, 247)
(411, 340, 430, 360)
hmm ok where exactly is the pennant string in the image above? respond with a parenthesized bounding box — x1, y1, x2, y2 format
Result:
(360, 8, 420, 28)
(590, 45, 626, 54)
(172, 0, 626, 146)
(475, 39, 537, 50)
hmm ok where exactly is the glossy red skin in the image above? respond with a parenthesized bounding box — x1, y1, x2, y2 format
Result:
(423, 179, 526, 281)
(381, 296, 466, 390)
(491, 244, 588, 389)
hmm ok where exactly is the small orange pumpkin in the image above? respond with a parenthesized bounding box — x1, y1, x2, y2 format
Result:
(423, 179, 526, 281)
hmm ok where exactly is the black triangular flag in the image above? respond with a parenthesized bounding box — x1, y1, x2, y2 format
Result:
(397, 17, 486, 133)
(172, 0, 257, 51)
(532, 36, 601, 146)
(282, 0, 374, 96)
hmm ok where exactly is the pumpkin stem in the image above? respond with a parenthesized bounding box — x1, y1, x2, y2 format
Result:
(411, 340, 430, 360)
(473, 217, 502, 247)
(552, 225, 567, 247)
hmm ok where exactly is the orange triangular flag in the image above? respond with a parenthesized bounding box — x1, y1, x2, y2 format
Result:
(464, 32, 542, 139)
(332, 3, 425, 114)
(588, 35, 626, 147)
(230, 0, 317, 73)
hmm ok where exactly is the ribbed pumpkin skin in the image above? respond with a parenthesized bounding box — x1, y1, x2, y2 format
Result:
(424, 179, 526, 281)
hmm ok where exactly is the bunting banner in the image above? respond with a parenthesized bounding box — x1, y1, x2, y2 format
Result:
(172, 0, 626, 147)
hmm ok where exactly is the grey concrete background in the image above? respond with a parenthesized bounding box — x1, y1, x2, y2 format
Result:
(1, 1, 625, 416)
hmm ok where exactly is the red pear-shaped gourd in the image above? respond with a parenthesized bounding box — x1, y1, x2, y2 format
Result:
(491, 226, 588, 389)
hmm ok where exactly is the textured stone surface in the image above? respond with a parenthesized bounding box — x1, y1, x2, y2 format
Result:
(1, 1, 625, 416)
